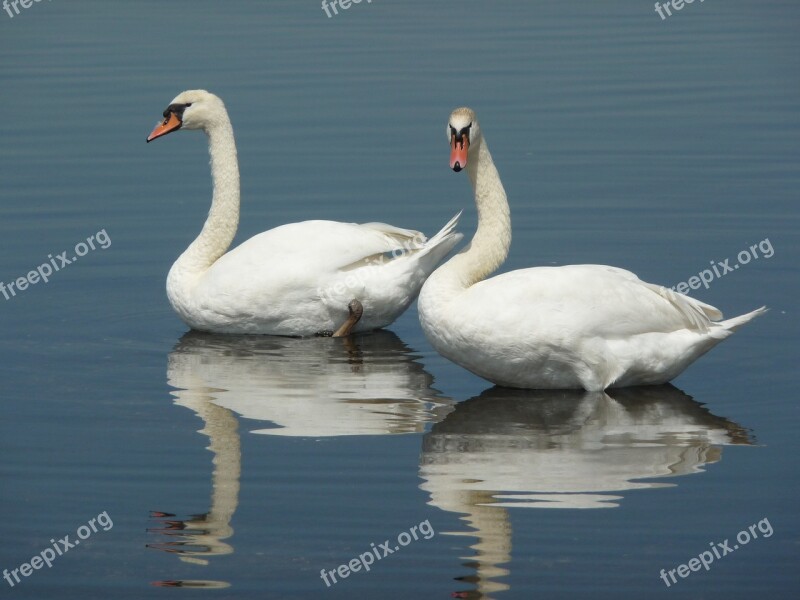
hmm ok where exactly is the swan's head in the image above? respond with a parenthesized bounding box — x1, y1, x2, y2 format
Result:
(447, 107, 479, 172)
(146, 90, 227, 142)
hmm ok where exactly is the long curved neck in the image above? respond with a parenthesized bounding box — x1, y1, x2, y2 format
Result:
(439, 136, 511, 289)
(174, 116, 240, 276)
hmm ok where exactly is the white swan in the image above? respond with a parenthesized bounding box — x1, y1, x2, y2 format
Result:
(418, 107, 767, 391)
(147, 90, 461, 336)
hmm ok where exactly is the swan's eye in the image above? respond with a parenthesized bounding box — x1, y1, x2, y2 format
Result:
(450, 123, 472, 142)
(163, 103, 192, 121)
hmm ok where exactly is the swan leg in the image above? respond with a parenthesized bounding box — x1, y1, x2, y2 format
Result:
(332, 300, 364, 337)
(315, 299, 364, 337)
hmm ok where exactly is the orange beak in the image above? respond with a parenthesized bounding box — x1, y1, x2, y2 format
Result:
(450, 133, 469, 172)
(147, 112, 182, 143)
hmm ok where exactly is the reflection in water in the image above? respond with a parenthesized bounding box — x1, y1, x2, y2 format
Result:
(148, 330, 451, 585)
(147, 353, 241, 587)
(166, 330, 452, 437)
(151, 579, 232, 589)
(419, 385, 753, 599)
(146, 398, 239, 564)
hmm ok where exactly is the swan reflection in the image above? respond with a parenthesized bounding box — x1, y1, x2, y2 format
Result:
(148, 330, 451, 584)
(146, 392, 239, 565)
(147, 352, 241, 587)
(419, 385, 753, 598)
(165, 330, 452, 437)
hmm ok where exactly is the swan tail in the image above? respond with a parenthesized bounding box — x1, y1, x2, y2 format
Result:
(361, 211, 461, 253)
(360, 221, 424, 240)
(646, 284, 765, 337)
(425, 210, 462, 248)
(415, 211, 463, 272)
(714, 306, 768, 336)
(647, 283, 724, 330)
(691, 297, 724, 321)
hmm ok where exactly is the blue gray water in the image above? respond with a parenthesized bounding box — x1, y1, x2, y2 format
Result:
(1, 1, 797, 598)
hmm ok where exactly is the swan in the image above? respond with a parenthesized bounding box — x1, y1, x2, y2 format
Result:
(417, 107, 767, 391)
(146, 90, 462, 336)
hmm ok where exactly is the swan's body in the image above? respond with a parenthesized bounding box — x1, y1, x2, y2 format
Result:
(147, 90, 461, 335)
(418, 107, 766, 391)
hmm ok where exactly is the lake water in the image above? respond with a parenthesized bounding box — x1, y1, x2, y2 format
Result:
(1, 1, 797, 598)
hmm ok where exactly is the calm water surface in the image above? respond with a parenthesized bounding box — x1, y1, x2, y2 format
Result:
(1, 1, 797, 598)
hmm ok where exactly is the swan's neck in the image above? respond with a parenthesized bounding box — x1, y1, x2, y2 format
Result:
(438, 137, 511, 289)
(173, 118, 240, 276)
